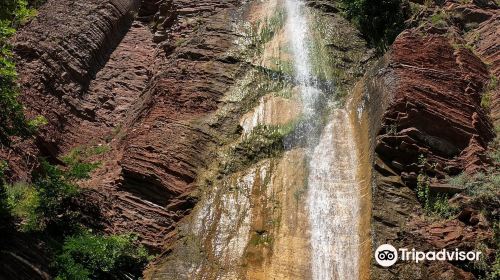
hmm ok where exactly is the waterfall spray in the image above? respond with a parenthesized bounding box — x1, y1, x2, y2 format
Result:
(284, 0, 361, 279)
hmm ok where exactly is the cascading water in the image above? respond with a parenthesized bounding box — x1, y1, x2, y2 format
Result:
(284, 0, 362, 279)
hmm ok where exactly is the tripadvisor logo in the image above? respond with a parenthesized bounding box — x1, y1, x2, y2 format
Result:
(375, 244, 398, 267)
(374, 244, 482, 267)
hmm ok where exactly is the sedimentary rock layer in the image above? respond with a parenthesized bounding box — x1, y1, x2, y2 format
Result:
(371, 2, 498, 279)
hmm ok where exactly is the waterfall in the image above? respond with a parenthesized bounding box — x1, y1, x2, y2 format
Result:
(284, 0, 361, 279)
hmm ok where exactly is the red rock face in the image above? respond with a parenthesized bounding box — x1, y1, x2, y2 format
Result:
(3, 0, 243, 259)
(376, 31, 494, 182)
(372, 3, 498, 279)
(471, 14, 500, 127)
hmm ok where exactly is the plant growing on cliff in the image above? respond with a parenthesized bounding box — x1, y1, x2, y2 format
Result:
(0, 161, 12, 225)
(481, 76, 498, 110)
(54, 232, 150, 280)
(4, 145, 103, 232)
(417, 173, 457, 218)
(60, 145, 107, 180)
(338, 0, 410, 52)
(222, 124, 296, 174)
(1, 0, 46, 144)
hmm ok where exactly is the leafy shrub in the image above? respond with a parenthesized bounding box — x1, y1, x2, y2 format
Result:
(54, 232, 150, 280)
(0, 161, 11, 223)
(5, 182, 40, 231)
(482, 76, 498, 110)
(32, 160, 80, 232)
(0, 0, 43, 144)
(60, 145, 106, 179)
(430, 11, 448, 28)
(417, 173, 457, 218)
(448, 171, 499, 198)
(338, 0, 410, 52)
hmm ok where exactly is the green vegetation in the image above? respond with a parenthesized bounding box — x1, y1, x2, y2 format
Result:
(474, 239, 500, 280)
(430, 11, 448, 28)
(5, 182, 40, 230)
(222, 124, 294, 174)
(55, 232, 150, 280)
(338, 0, 410, 52)
(416, 173, 457, 218)
(244, 9, 286, 55)
(0, 0, 47, 145)
(4, 145, 110, 232)
(446, 129, 500, 279)
(449, 171, 500, 200)
(249, 231, 273, 247)
(481, 76, 498, 110)
(0, 161, 11, 223)
(1, 145, 150, 278)
(416, 155, 457, 218)
(60, 145, 108, 180)
(5, 158, 85, 232)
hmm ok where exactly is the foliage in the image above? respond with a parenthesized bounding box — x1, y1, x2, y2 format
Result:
(60, 146, 107, 180)
(416, 156, 457, 218)
(5, 182, 40, 231)
(3, 144, 104, 232)
(32, 160, 80, 232)
(54, 232, 150, 280)
(446, 129, 500, 278)
(244, 8, 286, 55)
(489, 126, 500, 164)
(0, 0, 44, 145)
(449, 171, 500, 198)
(338, 0, 410, 52)
(430, 11, 448, 28)
(0, 161, 11, 223)
(481, 76, 498, 110)
(473, 226, 500, 280)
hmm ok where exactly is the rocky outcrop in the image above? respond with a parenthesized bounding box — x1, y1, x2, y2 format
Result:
(375, 31, 493, 179)
(371, 1, 498, 279)
(2, 0, 497, 279)
(3, 0, 244, 273)
(13, 0, 140, 155)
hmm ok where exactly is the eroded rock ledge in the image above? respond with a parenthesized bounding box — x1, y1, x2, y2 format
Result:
(370, 1, 498, 279)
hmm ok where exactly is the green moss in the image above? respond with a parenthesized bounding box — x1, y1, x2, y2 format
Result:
(221, 124, 294, 175)
(249, 231, 273, 247)
(244, 9, 286, 56)
(293, 187, 306, 203)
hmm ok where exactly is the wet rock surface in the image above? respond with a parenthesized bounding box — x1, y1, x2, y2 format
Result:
(1, 0, 498, 279)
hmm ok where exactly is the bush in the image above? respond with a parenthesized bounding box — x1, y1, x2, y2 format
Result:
(417, 173, 457, 218)
(0, 0, 42, 145)
(5, 182, 40, 231)
(449, 171, 499, 198)
(55, 232, 150, 280)
(33, 160, 81, 232)
(0, 161, 11, 223)
(338, 0, 410, 52)
(60, 146, 105, 180)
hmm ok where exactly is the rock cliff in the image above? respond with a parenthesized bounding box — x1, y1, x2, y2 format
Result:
(0, 0, 498, 279)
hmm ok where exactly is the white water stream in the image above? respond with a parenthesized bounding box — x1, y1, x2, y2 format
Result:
(284, 0, 361, 279)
